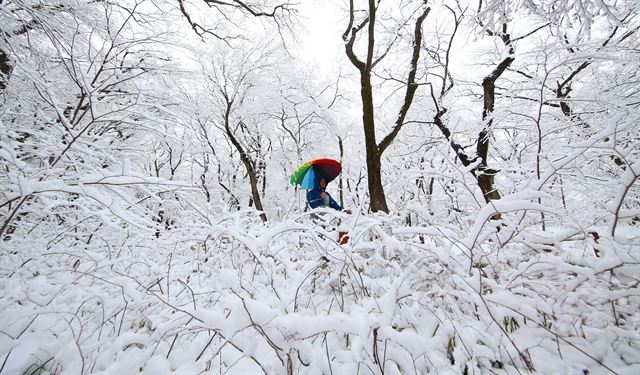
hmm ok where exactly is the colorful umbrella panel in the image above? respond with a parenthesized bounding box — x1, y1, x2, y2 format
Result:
(290, 158, 342, 189)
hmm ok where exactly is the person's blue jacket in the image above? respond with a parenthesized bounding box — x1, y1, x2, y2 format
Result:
(307, 186, 343, 211)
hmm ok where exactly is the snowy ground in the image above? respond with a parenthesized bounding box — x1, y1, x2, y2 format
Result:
(1, 208, 638, 374)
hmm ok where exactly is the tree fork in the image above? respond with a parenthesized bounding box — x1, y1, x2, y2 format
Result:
(476, 26, 515, 205)
(344, 0, 430, 213)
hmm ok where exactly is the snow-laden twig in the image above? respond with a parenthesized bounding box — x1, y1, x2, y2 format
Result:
(608, 162, 639, 237)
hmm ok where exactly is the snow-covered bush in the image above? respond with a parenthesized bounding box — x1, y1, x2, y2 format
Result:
(2, 206, 637, 374)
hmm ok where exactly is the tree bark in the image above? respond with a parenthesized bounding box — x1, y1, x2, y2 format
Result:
(223, 96, 267, 222)
(338, 136, 344, 207)
(476, 28, 514, 204)
(343, 0, 429, 213)
(360, 71, 389, 212)
(429, 24, 512, 209)
(0, 48, 11, 92)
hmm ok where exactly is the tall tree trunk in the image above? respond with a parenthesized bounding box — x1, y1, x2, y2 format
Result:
(477, 78, 509, 203)
(476, 27, 514, 204)
(0, 48, 11, 92)
(343, 0, 429, 213)
(360, 71, 389, 212)
(338, 136, 344, 207)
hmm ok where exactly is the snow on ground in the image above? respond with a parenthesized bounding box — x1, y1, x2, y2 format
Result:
(1, 209, 638, 374)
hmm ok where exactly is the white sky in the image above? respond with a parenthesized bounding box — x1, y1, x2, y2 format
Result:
(297, 1, 345, 77)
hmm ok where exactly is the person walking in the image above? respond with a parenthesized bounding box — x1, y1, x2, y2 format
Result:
(306, 178, 349, 212)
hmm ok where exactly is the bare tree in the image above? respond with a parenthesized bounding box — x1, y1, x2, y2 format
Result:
(343, 0, 431, 213)
(0, 0, 178, 238)
(421, 3, 553, 213)
(222, 100, 268, 222)
(197, 48, 280, 222)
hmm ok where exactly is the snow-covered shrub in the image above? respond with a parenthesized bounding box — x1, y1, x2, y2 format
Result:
(2, 206, 637, 374)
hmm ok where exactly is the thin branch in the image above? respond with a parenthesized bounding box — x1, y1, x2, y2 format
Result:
(378, 5, 431, 155)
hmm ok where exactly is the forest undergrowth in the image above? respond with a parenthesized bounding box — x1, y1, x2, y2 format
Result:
(1, 207, 637, 375)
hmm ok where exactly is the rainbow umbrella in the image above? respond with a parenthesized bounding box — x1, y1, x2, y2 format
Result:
(290, 158, 342, 189)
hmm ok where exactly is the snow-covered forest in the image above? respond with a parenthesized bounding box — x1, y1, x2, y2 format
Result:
(1, 0, 638, 373)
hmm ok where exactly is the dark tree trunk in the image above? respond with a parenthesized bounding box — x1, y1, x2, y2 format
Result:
(0, 48, 12, 92)
(360, 71, 389, 213)
(1, 17, 38, 92)
(343, 0, 429, 213)
(475, 29, 514, 205)
(338, 136, 344, 207)
(430, 26, 512, 210)
(223, 97, 267, 222)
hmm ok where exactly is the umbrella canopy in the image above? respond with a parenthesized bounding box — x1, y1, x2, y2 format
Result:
(290, 158, 342, 189)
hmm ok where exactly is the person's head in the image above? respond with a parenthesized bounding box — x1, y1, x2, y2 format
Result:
(319, 178, 326, 189)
